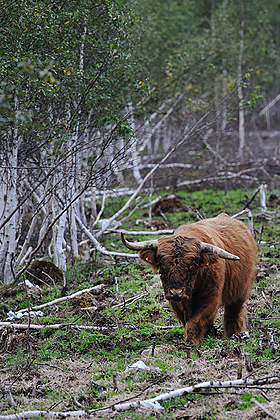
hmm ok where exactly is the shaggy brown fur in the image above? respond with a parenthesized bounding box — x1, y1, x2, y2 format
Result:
(139, 213, 257, 344)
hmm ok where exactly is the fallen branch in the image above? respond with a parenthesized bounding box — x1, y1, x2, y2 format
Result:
(1, 375, 278, 419)
(13, 283, 106, 315)
(111, 292, 149, 309)
(231, 208, 254, 235)
(99, 375, 280, 412)
(178, 172, 258, 188)
(259, 93, 280, 116)
(0, 410, 88, 419)
(0, 322, 115, 331)
(138, 163, 193, 170)
(75, 215, 138, 258)
(109, 229, 174, 236)
(250, 398, 280, 420)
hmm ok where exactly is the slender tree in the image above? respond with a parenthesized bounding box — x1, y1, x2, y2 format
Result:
(0, 0, 144, 283)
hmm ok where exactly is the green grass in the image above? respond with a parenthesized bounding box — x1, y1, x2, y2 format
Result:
(238, 392, 266, 410)
(1, 187, 280, 418)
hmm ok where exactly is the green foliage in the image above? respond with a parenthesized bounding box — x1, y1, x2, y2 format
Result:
(135, 0, 279, 121)
(239, 392, 265, 410)
(0, 0, 144, 154)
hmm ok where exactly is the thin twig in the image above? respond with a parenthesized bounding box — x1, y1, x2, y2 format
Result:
(250, 398, 280, 420)
(111, 292, 149, 309)
(41, 271, 57, 295)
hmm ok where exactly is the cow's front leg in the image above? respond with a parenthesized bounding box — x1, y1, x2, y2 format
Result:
(169, 299, 192, 327)
(185, 317, 209, 344)
(185, 288, 222, 344)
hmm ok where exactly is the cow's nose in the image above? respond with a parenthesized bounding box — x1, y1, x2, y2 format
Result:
(168, 288, 183, 299)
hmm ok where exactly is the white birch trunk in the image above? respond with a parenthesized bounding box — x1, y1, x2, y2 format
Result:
(3, 134, 20, 284)
(70, 204, 79, 258)
(0, 170, 8, 281)
(53, 210, 67, 271)
(221, 69, 228, 133)
(237, 0, 245, 156)
(68, 126, 80, 258)
(0, 94, 22, 284)
(0, 232, 8, 284)
(127, 103, 143, 185)
(91, 186, 97, 218)
(259, 183, 267, 213)
(51, 193, 56, 261)
(162, 125, 171, 154)
(38, 206, 51, 248)
(80, 192, 87, 226)
(79, 19, 87, 74)
(131, 140, 143, 185)
(117, 137, 125, 183)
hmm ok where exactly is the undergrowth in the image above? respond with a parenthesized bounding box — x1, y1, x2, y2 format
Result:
(0, 187, 280, 419)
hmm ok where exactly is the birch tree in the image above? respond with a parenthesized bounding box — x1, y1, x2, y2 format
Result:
(237, 0, 245, 156)
(0, 0, 279, 285)
(0, 131, 21, 283)
(0, 0, 144, 283)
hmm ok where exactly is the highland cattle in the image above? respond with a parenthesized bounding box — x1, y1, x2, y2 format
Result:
(122, 213, 257, 344)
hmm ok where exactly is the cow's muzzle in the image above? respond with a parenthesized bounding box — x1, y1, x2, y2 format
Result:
(165, 288, 189, 301)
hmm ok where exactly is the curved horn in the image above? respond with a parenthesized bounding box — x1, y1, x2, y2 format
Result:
(200, 242, 240, 260)
(121, 232, 159, 251)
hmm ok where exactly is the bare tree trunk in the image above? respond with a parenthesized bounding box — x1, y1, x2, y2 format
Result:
(163, 125, 171, 154)
(70, 202, 79, 258)
(153, 131, 161, 156)
(138, 93, 184, 156)
(0, 128, 21, 284)
(0, 163, 8, 281)
(53, 210, 67, 271)
(221, 69, 228, 133)
(127, 103, 143, 185)
(237, 0, 245, 157)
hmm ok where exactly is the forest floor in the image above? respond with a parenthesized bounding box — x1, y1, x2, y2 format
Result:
(1, 184, 280, 420)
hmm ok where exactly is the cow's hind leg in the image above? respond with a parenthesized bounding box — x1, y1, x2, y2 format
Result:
(223, 300, 247, 338)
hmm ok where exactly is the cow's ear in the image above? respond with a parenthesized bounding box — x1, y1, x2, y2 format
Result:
(139, 249, 157, 270)
(200, 251, 219, 267)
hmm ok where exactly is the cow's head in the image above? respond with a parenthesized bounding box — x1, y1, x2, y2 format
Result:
(121, 233, 239, 302)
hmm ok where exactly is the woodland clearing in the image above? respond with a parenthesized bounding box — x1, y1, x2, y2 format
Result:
(1, 3, 280, 418)
(0, 184, 280, 420)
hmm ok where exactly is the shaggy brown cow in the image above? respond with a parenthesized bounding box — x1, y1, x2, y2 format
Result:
(121, 213, 257, 344)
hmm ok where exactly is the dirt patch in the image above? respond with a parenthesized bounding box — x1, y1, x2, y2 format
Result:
(28, 260, 65, 286)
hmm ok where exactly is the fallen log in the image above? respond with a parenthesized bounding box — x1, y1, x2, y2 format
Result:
(0, 375, 279, 419)
(11, 284, 106, 316)
(0, 322, 115, 331)
(102, 375, 280, 412)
